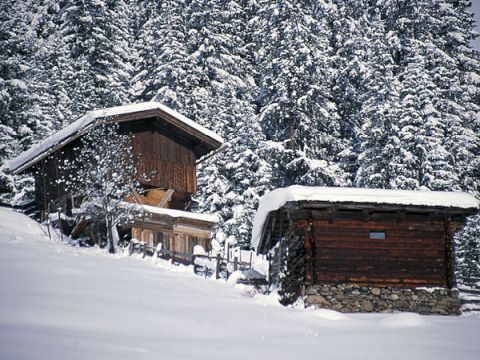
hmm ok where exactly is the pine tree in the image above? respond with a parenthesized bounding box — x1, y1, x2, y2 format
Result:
(253, 1, 347, 188)
(353, 8, 402, 189)
(53, 0, 135, 122)
(0, 0, 57, 203)
(430, 0, 480, 193)
(132, 0, 189, 109)
(329, 0, 371, 182)
(194, 109, 272, 249)
(455, 215, 480, 289)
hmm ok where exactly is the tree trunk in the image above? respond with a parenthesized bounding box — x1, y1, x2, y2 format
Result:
(106, 213, 115, 254)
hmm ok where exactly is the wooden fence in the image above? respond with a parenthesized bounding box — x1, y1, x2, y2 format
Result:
(459, 283, 480, 314)
(126, 241, 254, 280)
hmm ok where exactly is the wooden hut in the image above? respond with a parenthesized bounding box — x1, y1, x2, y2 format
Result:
(253, 186, 479, 314)
(7, 102, 223, 258)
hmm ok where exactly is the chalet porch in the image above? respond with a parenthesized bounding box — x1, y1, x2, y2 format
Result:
(129, 204, 218, 264)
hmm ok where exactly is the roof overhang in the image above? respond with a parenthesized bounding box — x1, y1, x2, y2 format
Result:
(252, 185, 480, 253)
(7, 102, 224, 175)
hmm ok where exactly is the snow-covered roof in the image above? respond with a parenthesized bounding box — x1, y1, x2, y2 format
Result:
(140, 204, 219, 224)
(7, 102, 224, 174)
(252, 185, 480, 250)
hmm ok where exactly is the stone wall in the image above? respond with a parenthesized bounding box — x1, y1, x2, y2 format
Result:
(305, 284, 461, 315)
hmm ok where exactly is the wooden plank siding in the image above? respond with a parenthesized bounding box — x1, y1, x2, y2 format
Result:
(131, 126, 196, 194)
(33, 140, 80, 217)
(131, 225, 211, 263)
(295, 216, 452, 288)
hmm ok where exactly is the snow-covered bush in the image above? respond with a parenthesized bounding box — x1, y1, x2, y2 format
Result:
(270, 231, 305, 306)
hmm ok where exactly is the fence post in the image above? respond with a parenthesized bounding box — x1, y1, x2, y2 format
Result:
(46, 214, 52, 241)
(57, 208, 63, 242)
(215, 254, 221, 279)
(233, 256, 238, 272)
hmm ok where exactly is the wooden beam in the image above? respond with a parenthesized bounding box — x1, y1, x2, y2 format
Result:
(196, 143, 230, 165)
(132, 189, 144, 204)
(157, 188, 174, 208)
(173, 223, 212, 238)
(70, 217, 89, 239)
(444, 218, 456, 289)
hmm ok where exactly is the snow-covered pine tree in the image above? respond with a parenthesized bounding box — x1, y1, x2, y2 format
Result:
(53, 0, 135, 122)
(194, 108, 273, 249)
(22, 1, 63, 138)
(427, 0, 480, 193)
(0, 0, 58, 204)
(57, 123, 143, 253)
(455, 214, 480, 289)
(352, 7, 402, 189)
(328, 0, 372, 182)
(253, 0, 347, 188)
(392, 47, 446, 190)
(132, 0, 189, 109)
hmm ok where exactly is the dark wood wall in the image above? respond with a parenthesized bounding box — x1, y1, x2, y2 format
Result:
(33, 141, 77, 216)
(292, 211, 458, 288)
(34, 118, 199, 215)
(131, 122, 196, 194)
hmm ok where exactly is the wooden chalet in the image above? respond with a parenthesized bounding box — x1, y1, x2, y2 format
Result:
(253, 186, 479, 313)
(7, 102, 223, 258)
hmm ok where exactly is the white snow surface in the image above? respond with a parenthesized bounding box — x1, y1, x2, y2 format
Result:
(1, 207, 480, 360)
(252, 185, 480, 249)
(140, 203, 219, 223)
(7, 102, 224, 173)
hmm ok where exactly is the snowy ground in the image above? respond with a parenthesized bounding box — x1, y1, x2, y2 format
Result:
(1, 207, 479, 360)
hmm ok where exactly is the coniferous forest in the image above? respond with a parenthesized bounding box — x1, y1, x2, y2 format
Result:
(1, 0, 479, 286)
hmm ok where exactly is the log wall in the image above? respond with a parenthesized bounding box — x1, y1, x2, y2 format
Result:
(295, 214, 453, 288)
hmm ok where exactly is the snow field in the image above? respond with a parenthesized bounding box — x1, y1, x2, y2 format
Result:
(0, 207, 479, 360)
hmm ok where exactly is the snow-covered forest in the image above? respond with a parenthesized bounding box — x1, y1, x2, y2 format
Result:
(0, 1, 479, 285)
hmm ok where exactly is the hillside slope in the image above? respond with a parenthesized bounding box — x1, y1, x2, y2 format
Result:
(0, 207, 479, 360)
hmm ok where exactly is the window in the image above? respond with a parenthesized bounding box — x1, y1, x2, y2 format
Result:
(370, 231, 386, 239)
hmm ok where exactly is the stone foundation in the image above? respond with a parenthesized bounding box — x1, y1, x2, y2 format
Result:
(305, 284, 461, 315)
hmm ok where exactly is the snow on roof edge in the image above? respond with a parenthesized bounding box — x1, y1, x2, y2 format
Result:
(7, 102, 224, 174)
(251, 185, 480, 250)
(6, 113, 97, 173)
(139, 204, 219, 224)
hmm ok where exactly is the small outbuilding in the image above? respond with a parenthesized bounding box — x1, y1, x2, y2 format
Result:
(252, 186, 480, 314)
(7, 102, 223, 259)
